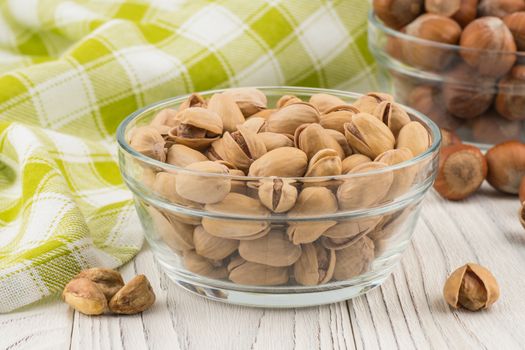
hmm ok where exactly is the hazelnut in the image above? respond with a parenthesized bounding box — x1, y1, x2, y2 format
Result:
(503, 12, 525, 50)
(434, 144, 487, 200)
(442, 64, 495, 119)
(519, 176, 525, 202)
(496, 65, 525, 121)
(373, 0, 424, 29)
(443, 263, 500, 311)
(440, 128, 462, 147)
(425, 0, 461, 16)
(109, 275, 156, 314)
(471, 110, 522, 144)
(403, 14, 462, 71)
(62, 278, 108, 315)
(452, 0, 479, 27)
(460, 16, 517, 78)
(478, 0, 525, 18)
(485, 141, 525, 194)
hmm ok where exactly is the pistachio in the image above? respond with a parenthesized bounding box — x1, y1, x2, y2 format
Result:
(352, 92, 393, 114)
(129, 126, 166, 162)
(396, 121, 431, 156)
(178, 93, 207, 111)
(168, 107, 223, 150)
(258, 178, 298, 213)
(228, 258, 289, 286)
(183, 250, 229, 279)
(277, 95, 303, 108)
(258, 132, 294, 151)
(333, 236, 375, 280)
(287, 187, 338, 244)
(62, 278, 108, 315)
(222, 126, 267, 171)
(305, 149, 343, 177)
(207, 138, 228, 161)
(202, 193, 271, 240)
(166, 144, 208, 167)
(309, 93, 347, 113)
(109, 275, 156, 315)
(150, 108, 177, 134)
(341, 154, 372, 173)
(74, 268, 124, 300)
(337, 162, 394, 210)
(207, 93, 245, 132)
(320, 105, 359, 133)
(294, 123, 345, 160)
(193, 225, 239, 260)
(375, 148, 416, 198)
(239, 230, 302, 267)
(248, 147, 307, 177)
(293, 242, 336, 286)
(320, 217, 381, 250)
(443, 263, 500, 311)
(147, 206, 194, 252)
(266, 102, 320, 135)
(241, 117, 267, 133)
(325, 129, 353, 157)
(373, 101, 411, 137)
(175, 161, 231, 204)
(344, 113, 395, 159)
(250, 108, 276, 120)
(223, 87, 267, 117)
(152, 172, 203, 210)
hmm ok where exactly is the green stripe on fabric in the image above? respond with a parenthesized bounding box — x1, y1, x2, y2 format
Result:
(0, 75, 27, 103)
(99, 95, 139, 135)
(188, 53, 228, 91)
(18, 33, 49, 56)
(115, 3, 148, 21)
(70, 38, 113, 64)
(93, 161, 122, 186)
(250, 7, 293, 49)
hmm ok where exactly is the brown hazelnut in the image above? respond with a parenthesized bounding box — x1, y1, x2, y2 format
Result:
(520, 201, 525, 228)
(504, 12, 525, 50)
(478, 0, 525, 18)
(519, 176, 525, 202)
(373, 0, 424, 29)
(425, 0, 461, 16)
(443, 263, 500, 311)
(486, 141, 525, 194)
(460, 16, 517, 78)
(496, 65, 525, 121)
(440, 128, 462, 147)
(442, 64, 495, 119)
(434, 144, 487, 200)
(403, 14, 462, 71)
(471, 109, 522, 144)
(452, 0, 479, 27)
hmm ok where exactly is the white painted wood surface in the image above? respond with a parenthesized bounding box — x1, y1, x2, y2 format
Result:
(2, 185, 524, 350)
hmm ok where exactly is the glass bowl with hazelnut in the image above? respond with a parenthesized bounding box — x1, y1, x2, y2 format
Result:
(369, 0, 525, 148)
(117, 87, 441, 307)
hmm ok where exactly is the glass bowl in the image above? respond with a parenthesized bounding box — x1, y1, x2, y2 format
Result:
(117, 87, 441, 308)
(368, 11, 525, 148)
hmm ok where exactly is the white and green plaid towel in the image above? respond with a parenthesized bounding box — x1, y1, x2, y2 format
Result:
(0, 0, 376, 313)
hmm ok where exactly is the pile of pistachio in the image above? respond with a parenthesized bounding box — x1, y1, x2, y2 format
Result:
(129, 88, 432, 286)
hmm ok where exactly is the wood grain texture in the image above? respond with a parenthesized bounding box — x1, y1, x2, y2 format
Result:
(2, 185, 525, 350)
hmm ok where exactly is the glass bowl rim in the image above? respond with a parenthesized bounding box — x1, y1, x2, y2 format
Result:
(368, 10, 525, 57)
(116, 86, 441, 182)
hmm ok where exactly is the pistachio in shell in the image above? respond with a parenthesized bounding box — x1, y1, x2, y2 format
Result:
(258, 178, 298, 213)
(166, 144, 208, 167)
(193, 225, 239, 260)
(239, 230, 302, 267)
(183, 250, 228, 279)
(258, 132, 294, 151)
(309, 93, 347, 113)
(222, 126, 267, 171)
(207, 137, 228, 161)
(373, 101, 411, 137)
(223, 87, 267, 117)
(341, 154, 372, 174)
(150, 108, 177, 134)
(266, 102, 320, 135)
(228, 258, 289, 286)
(241, 117, 266, 133)
(147, 206, 194, 252)
(375, 147, 416, 198)
(175, 161, 231, 204)
(129, 126, 166, 162)
(293, 242, 336, 286)
(352, 92, 394, 114)
(294, 123, 345, 160)
(396, 121, 431, 156)
(207, 92, 245, 132)
(324, 129, 353, 157)
(287, 187, 338, 244)
(344, 113, 395, 159)
(320, 105, 359, 133)
(168, 107, 223, 150)
(320, 217, 381, 250)
(109, 275, 156, 315)
(277, 95, 303, 108)
(333, 236, 375, 280)
(248, 147, 307, 177)
(178, 93, 207, 111)
(305, 149, 343, 177)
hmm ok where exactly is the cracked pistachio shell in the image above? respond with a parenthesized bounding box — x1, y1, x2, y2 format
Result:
(305, 149, 343, 177)
(207, 138, 228, 161)
(309, 93, 347, 114)
(109, 275, 155, 315)
(294, 123, 345, 160)
(150, 108, 178, 134)
(396, 121, 431, 156)
(443, 263, 500, 311)
(129, 126, 166, 162)
(324, 129, 353, 157)
(183, 250, 228, 279)
(239, 230, 302, 267)
(222, 126, 267, 171)
(320, 105, 359, 133)
(352, 92, 394, 114)
(178, 93, 207, 111)
(320, 216, 381, 250)
(207, 93, 245, 132)
(342, 154, 372, 174)
(277, 95, 303, 108)
(166, 144, 208, 167)
(175, 161, 231, 204)
(266, 102, 320, 135)
(169, 107, 223, 150)
(241, 117, 267, 133)
(202, 193, 271, 240)
(287, 187, 338, 244)
(258, 132, 294, 151)
(258, 178, 298, 213)
(248, 147, 307, 177)
(294, 242, 336, 286)
(223, 87, 267, 117)
(228, 258, 289, 286)
(193, 225, 239, 260)
(373, 101, 411, 137)
(337, 162, 394, 210)
(344, 113, 395, 159)
(147, 206, 194, 252)
(333, 236, 375, 280)
(375, 148, 416, 198)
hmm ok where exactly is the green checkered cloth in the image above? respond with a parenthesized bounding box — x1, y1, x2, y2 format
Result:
(0, 0, 377, 313)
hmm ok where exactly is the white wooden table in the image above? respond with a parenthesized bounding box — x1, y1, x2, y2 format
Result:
(3, 185, 524, 350)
